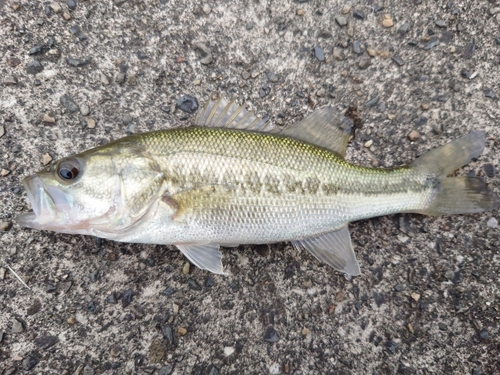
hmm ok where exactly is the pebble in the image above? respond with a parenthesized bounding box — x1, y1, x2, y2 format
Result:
(202, 4, 211, 14)
(479, 329, 489, 340)
(67, 0, 76, 10)
(177, 95, 199, 114)
(26, 60, 44, 74)
(43, 113, 55, 123)
(195, 42, 213, 65)
(424, 36, 439, 50)
(487, 217, 498, 228)
(0, 221, 12, 231)
(182, 262, 190, 274)
(407, 130, 420, 141)
(159, 365, 173, 375)
(332, 47, 344, 60)
(0, 267, 6, 279)
(12, 318, 24, 333)
(62, 11, 71, 20)
(0, 169, 11, 177)
(314, 46, 325, 62)
(122, 289, 133, 308)
(483, 163, 496, 178)
(115, 72, 126, 84)
(67, 316, 76, 325)
(100, 73, 110, 85)
(42, 153, 52, 165)
(407, 323, 414, 333)
(366, 47, 377, 57)
(297, 9, 304, 16)
(489, 7, 500, 15)
(50, 2, 62, 13)
(263, 326, 279, 343)
(364, 140, 373, 148)
(241, 71, 250, 80)
(352, 41, 362, 54)
(484, 89, 498, 100)
(22, 356, 38, 371)
(187, 278, 201, 291)
(137, 50, 148, 60)
(335, 16, 347, 27)
(34, 335, 58, 349)
(421, 103, 429, 110)
(341, 5, 351, 14)
(399, 22, 410, 34)
(410, 292, 420, 301)
(7, 57, 21, 67)
(473, 366, 482, 375)
(251, 71, 260, 78)
(444, 270, 454, 280)
(204, 276, 215, 287)
(392, 55, 405, 66)
(365, 97, 379, 107)
(5, 76, 17, 86)
(462, 38, 476, 60)
(60, 94, 79, 112)
(86, 118, 96, 129)
(178, 326, 187, 336)
(353, 10, 365, 19)
(316, 88, 325, 97)
(435, 19, 446, 28)
(301, 327, 310, 336)
(267, 72, 278, 82)
(80, 104, 90, 116)
(162, 287, 175, 296)
(83, 365, 94, 375)
(382, 14, 393, 28)
(66, 57, 90, 67)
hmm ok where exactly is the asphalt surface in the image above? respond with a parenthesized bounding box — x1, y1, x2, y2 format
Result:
(1, 0, 499, 374)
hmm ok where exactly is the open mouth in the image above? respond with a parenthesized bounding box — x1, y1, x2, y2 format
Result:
(16, 175, 61, 229)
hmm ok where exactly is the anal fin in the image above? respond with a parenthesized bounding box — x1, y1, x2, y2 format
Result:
(293, 226, 361, 276)
(175, 243, 227, 275)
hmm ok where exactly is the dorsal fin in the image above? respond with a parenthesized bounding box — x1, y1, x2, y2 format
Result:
(194, 98, 273, 132)
(278, 107, 353, 157)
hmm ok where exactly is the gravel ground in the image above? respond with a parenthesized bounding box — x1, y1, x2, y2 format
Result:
(1, 0, 500, 374)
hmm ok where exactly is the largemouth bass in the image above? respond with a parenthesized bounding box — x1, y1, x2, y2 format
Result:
(16, 98, 499, 276)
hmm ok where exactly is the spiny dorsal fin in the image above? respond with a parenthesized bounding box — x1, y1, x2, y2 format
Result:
(277, 107, 353, 157)
(194, 98, 273, 132)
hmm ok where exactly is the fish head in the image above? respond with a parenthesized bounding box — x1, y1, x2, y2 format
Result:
(16, 141, 166, 236)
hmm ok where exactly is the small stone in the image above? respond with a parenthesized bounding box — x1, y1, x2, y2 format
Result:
(26, 60, 44, 74)
(267, 72, 278, 82)
(241, 71, 251, 80)
(7, 57, 21, 67)
(67, 0, 76, 10)
(448, 45, 456, 53)
(264, 326, 279, 343)
(435, 19, 446, 28)
(86, 118, 96, 129)
(484, 89, 498, 100)
(162, 287, 175, 296)
(34, 335, 58, 349)
(67, 316, 76, 325)
(473, 366, 482, 375)
(366, 47, 377, 57)
(444, 270, 455, 279)
(182, 262, 190, 274)
(178, 326, 187, 336)
(62, 11, 71, 20)
(137, 51, 148, 60)
(364, 139, 373, 148)
(332, 47, 344, 60)
(205, 276, 215, 287)
(251, 71, 260, 78)
(193, 79, 201, 85)
(335, 16, 348, 27)
(177, 95, 199, 114)
(42, 153, 53, 165)
(483, 164, 496, 178)
(352, 41, 362, 54)
(43, 113, 56, 123)
(392, 55, 405, 66)
(22, 356, 38, 371)
(301, 327, 310, 336)
(50, 2, 62, 13)
(122, 289, 133, 308)
(487, 217, 498, 228)
(479, 329, 489, 340)
(159, 365, 173, 375)
(187, 278, 201, 291)
(202, 4, 211, 14)
(100, 73, 110, 85)
(80, 104, 90, 116)
(12, 318, 24, 333)
(382, 15, 393, 28)
(489, 7, 500, 15)
(462, 38, 476, 60)
(0, 267, 6, 279)
(116, 72, 126, 84)
(82, 365, 94, 375)
(66, 57, 90, 67)
(408, 130, 420, 141)
(365, 97, 379, 107)
(0, 222, 12, 232)
(0, 169, 11, 177)
(410, 292, 420, 301)
(407, 323, 414, 333)
(424, 36, 440, 50)
(60, 94, 79, 112)
(5, 76, 17, 86)
(314, 46, 325, 62)
(421, 103, 429, 110)
(316, 89, 325, 97)
(353, 10, 365, 19)
(297, 9, 304, 16)
(399, 22, 410, 34)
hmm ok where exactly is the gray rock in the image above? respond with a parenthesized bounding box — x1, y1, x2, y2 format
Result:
(177, 95, 199, 114)
(60, 94, 79, 112)
(314, 46, 325, 61)
(484, 88, 498, 100)
(462, 38, 476, 60)
(392, 55, 405, 66)
(424, 36, 440, 50)
(4, 76, 17, 86)
(115, 72, 126, 84)
(487, 217, 498, 228)
(26, 60, 43, 74)
(399, 22, 410, 34)
(435, 19, 446, 28)
(80, 104, 90, 116)
(29, 45, 43, 55)
(353, 10, 365, 19)
(34, 335, 58, 349)
(267, 72, 278, 82)
(12, 318, 24, 333)
(66, 57, 90, 67)
(352, 41, 362, 54)
(22, 356, 38, 371)
(264, 326, 279, 342)
(159, 365, 173, 375)
(365, 97, 379, 107)
(83, 365, 94, 375)
(67, 0, 76, 10)
(335, 16, 348, 27)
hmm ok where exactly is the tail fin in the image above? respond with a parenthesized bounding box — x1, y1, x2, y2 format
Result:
(412, 132, 500, 216)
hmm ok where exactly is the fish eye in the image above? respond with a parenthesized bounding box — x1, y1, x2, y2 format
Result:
(57, 158, 81, 181)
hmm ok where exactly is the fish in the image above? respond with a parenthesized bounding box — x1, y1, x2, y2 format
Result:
(16, 98, 500, 276)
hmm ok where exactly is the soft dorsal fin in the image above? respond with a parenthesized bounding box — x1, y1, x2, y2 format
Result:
(194, 98, 273, 132)
(292, 225, 361, 276)
(278, 107, 353, 157)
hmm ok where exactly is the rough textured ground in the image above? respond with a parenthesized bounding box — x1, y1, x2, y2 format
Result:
(1, 0, 500, 374)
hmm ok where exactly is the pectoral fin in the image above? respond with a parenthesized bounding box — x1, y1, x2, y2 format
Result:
(175, 243, 227, 275)
(293, 226, 361, 276)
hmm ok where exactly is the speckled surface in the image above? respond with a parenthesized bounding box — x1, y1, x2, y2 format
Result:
(0, 0, 499, 374)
